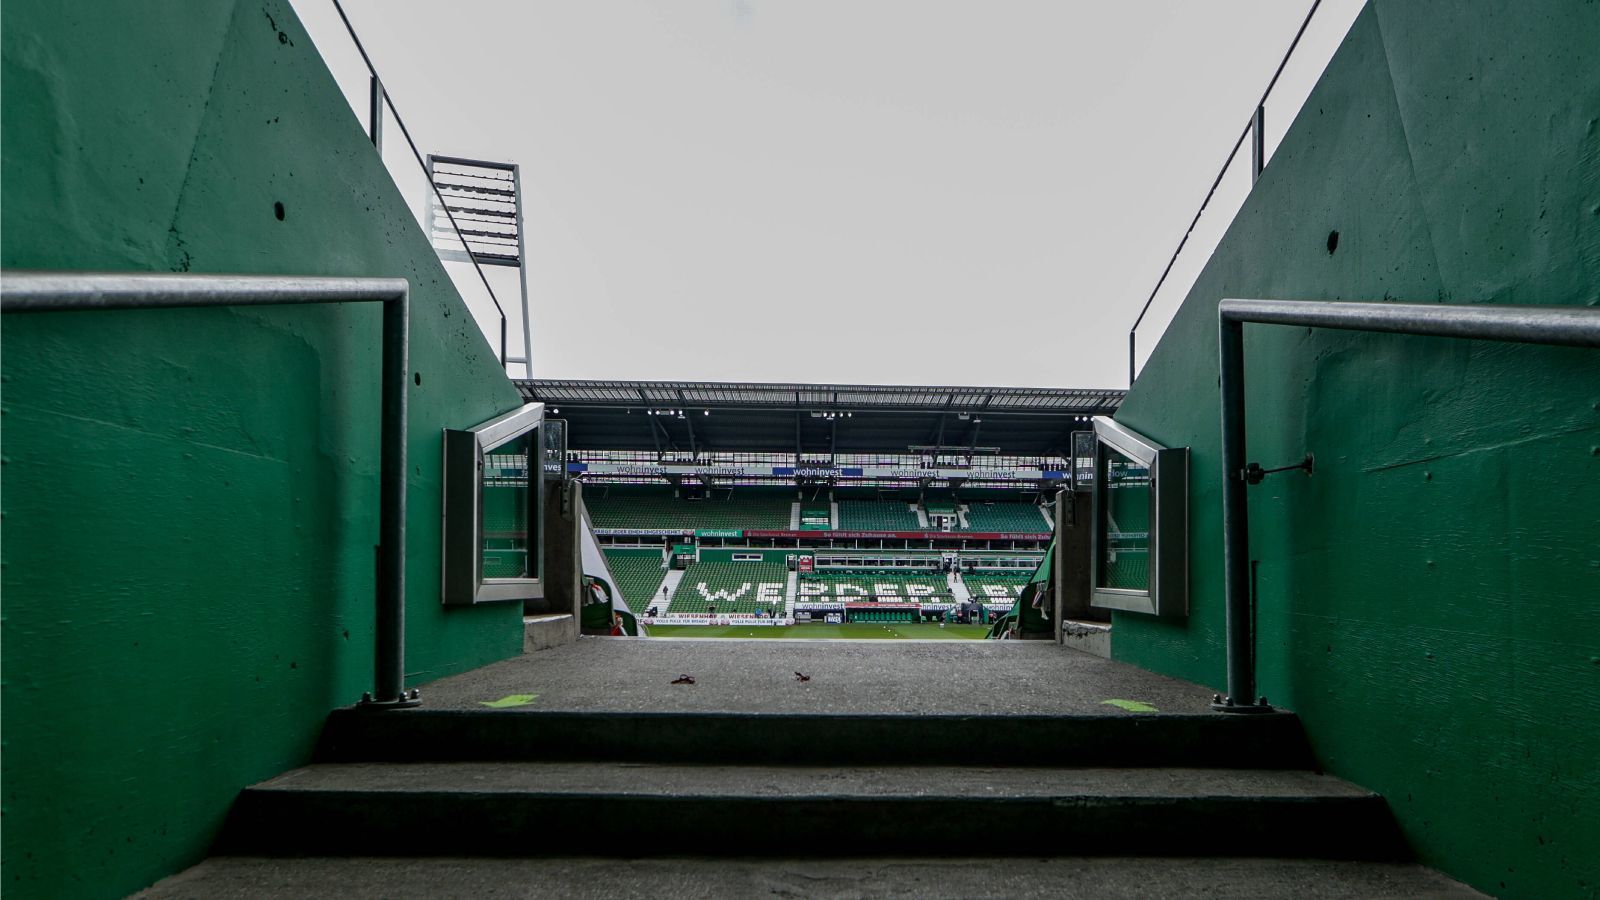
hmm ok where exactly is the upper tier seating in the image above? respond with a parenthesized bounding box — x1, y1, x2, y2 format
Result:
(961, 501, 1051, 533)
(668, 560, 789, 614)
(602, 550, 669, 610)
(585, 492, 793, 531)
(837, 500, 920, 531)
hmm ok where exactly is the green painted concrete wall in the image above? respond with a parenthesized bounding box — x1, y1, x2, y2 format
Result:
(1114, 3, 1599, 897)
(1, 2, 526, 896)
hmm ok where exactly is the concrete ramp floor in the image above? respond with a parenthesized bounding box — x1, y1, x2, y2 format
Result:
(414, 635, 1211, 715)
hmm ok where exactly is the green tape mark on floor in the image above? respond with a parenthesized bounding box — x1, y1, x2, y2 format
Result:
(1102, 699, 1158, 713)
(479, 694, 539, 708)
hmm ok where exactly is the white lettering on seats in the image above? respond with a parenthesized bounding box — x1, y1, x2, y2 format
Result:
(757, 583, 784, 602)
(905, 584, 935, 597)
(836, 584, 867, 597)
(798, 582, 826, 597)
(697, 583, 753, 603)
(983, 586, 1011, 599)
(873, 584, 899, 597)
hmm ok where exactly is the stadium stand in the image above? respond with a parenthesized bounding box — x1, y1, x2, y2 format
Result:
(585, 490, 792, 531)
(963, 573, 1028, 603)
(669, 560, 789, 614)
(837, 500, 920, 530)
(602, 550, 669, 609)
(962, 501, 1050, 533)
(798, 571, 953, 601)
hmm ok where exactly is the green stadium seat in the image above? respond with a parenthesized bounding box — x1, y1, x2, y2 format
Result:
(601, 550, 669, 610)
(668, 559, 789, 615)
(963, 573, 1029, 604)
(837, 501, 920, 531)
(585, 490, 793, 531)
(1101, 550, 1149, 590)
(797, 569, 953, 602)
(960, 502, 1051, 533)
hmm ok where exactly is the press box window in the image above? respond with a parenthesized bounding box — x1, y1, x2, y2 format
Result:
(442, 403, 545, 606)
(1090, 417, 1188, 617)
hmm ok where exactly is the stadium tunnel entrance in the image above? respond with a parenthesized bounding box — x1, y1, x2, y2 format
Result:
(515, 379, 1119, 652)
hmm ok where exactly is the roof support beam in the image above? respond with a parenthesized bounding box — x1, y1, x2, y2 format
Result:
(635, 387, 664, 460)
(677, 389, 699, 460)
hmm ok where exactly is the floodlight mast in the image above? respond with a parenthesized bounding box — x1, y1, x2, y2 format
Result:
(426, 154, 535, 379)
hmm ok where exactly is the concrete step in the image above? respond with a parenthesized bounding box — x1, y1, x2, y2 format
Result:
(315, 708, 1315, 769)
(216, 762, 1406, 860)
(139, 856, 1486, 899)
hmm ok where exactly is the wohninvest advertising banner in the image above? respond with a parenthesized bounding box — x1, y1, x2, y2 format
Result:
(569, 462, 1065, 482)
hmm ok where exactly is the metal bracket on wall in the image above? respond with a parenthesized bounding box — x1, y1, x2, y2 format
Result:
(1242, 454, 1314, 485)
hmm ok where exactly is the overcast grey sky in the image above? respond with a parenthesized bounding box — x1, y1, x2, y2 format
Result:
(292, 0, 1364, 389)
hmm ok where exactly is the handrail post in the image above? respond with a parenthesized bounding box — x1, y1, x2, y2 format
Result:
(1250, 105, 1265, 183)
(370, 292, 412, 707)
(368, 74, 383, 149)
(1215, 314, 1266, 712)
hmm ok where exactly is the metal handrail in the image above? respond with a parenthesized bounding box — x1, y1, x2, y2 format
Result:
(326, 0, 510, 369)
(1128, 0, 1325, 387)
(0, 271, 421, 709)
(1213, 297, 1600, 714)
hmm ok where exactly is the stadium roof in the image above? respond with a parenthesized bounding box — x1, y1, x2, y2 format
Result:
(516, 380, 1124, 458)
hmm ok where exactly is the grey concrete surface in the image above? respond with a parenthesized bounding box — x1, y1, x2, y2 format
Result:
(1061, 620, 1112, 658)
(416, 636, 1213, 715)
(523, 613, 576, 652)
(138, 856, 1486, 899)
(255, 762, 1372, 800)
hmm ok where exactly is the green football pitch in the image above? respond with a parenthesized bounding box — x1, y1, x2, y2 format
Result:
(644, 623, 992, 640)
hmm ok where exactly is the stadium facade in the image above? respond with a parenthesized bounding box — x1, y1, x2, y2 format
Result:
(3, 1, 1597, 898)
